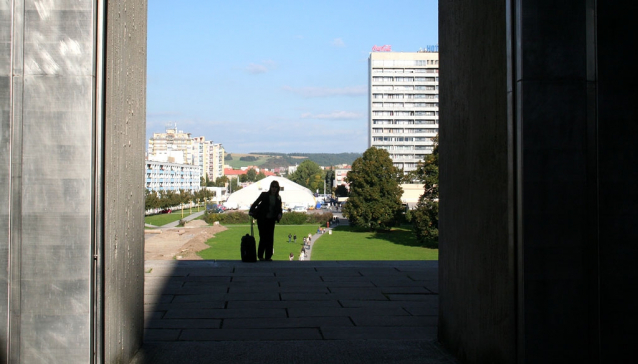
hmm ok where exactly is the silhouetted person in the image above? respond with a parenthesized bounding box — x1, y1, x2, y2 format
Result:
(249, 180, 283, 261)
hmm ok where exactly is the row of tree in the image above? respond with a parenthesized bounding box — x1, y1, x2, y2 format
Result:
(287, 160, 335, 194)
(342, 136, 439, 248)
(145, 188, 217, 212)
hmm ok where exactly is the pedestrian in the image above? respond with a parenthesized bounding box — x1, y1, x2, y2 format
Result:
(308, 233, 312, 240)
(249, 180, 283, 261)
(288, 233, 292, 243)
(289, 252, 294, 261)
(303, 237, 307, 245)
(299, 248, 305, 261)
(293, 234, 297, 243)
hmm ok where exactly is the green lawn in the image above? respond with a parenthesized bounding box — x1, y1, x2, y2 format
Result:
(225, 154, 269, 169)
(197, 224, 438, 261)
(144, 209, 201, 227)
(310, 226, 438, 260)
(198, 224, 324, 261)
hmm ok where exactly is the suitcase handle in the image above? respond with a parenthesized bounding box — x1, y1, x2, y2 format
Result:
(251, 217, 254, 237)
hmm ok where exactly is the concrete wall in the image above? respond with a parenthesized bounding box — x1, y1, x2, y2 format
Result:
(438, 1, 514, 363)
(0, 1, 146, 362)
(440, 0, 637, 362)
(103, 0, 147, 363)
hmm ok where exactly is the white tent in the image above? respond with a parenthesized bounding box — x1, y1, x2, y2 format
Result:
(225, 176, 317, 210)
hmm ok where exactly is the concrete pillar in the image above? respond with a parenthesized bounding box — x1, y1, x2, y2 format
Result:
(439, 0, 637, 362)
(0, 1, 146, 362)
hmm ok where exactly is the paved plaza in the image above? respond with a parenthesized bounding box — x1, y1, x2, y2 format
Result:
(132, 260, 456, 364)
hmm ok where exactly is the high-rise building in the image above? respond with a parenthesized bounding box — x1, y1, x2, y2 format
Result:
(147, 124, 193, 164)
(192, 136, 210, 181)
(368, 49, 439, 172)
(208, 142, 225, 181)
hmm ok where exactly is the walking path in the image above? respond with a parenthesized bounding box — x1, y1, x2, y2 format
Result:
(160, 210, 206, 228)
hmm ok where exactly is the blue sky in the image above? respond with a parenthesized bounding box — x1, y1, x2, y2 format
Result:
(147, 0, 438, 154)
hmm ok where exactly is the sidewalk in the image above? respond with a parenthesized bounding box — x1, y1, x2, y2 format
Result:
(160, 210, 206, 228)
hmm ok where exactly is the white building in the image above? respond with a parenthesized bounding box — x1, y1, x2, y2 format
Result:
(145, 160, 201, 193)
(225, 176, 316, 211)
(147, 124, 193, 164)
(369, 49, 439, 172)
(208, 142, 225, 181)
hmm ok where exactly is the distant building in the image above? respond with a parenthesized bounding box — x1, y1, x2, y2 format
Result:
(208, 143, 225, 181)
(369, 50, 439, 172)
(147, 124, 193, 164)
(334, 166, 351, 189)
(145, 160, 201, 193)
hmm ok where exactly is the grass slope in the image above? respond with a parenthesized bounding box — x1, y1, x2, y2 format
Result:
(310, 226, 438, 260)
(198, 224, 322, 261)
(197, 224, 438, 261)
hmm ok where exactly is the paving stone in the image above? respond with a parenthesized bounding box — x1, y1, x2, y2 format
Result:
(357, 268, 404, 276)
(370, 278, 429, 287)
(146, 319, 222, 329)
(164, 308, 287, 319)
(226, 300, 341, 310)
(226, 281, 280, 289)
(172, 293, 227, 303)
(322, 281, 376, 288)
(351, 315, 438, 327)
(148, 286, 228, 295)
(144, 329, 182, 341)
(377, 286, 431, 294)
(145, 311, 165, 321)
(321, 326, 437, 340)
(179, 328, 322, 341)
(404, 306, 439, 316)
(320, 276, 371, 282)
(144, 294, 174, 304)
(282, 291, 388, 301)
(315, 268, 362, 277)
(148, 301, 226, 311)
(222, 316, 354, 329)
(288, 307, 408, 318)
(181, 276, 232, 282)
(387, 293, 436, 301)
(339, 300, 432, 309)
(229, 286, 329, 294)
(185, 268, 234, 276)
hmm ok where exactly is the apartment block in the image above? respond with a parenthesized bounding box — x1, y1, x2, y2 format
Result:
(369, 50, 439, 172)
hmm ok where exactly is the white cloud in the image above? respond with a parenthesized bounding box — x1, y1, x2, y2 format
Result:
(331, 38, 346, 48)
(300, 111, 363, 120)
(282, 85, 366, 98)
(244, 60, 276, 74)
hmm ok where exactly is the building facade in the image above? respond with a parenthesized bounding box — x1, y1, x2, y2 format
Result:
(192, 136, 210, 180)
(147, 124, 193, 164)
(209, 142, 225, 181)
(368, 50, 439, 172)
(145, 160, 201, 193)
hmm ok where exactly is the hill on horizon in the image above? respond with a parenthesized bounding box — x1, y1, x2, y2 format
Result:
(225, 152, 361, 169)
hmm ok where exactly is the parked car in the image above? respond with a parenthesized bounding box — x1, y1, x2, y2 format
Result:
(292, 206, 307, 213)
(160, 208, 172, 214)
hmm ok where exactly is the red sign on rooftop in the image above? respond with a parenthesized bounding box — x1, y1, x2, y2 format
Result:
(372, 45, 392, 52)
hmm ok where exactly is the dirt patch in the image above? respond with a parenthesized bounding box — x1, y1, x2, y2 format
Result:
(144, 223, 227, 260)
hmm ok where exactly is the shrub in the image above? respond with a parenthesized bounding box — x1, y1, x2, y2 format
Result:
(279, 212, 308, 225)
(308, 212, 333, 226)
(203, 211, 251, 224)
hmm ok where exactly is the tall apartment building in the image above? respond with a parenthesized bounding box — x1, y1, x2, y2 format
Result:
(368, 50, 439, 172)
(208, 142, 225, 181)
(147, 124, 193, 164)
(192, 136, 210, 180)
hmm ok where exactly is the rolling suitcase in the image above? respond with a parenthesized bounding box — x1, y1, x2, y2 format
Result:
(241, 218, 257, 262)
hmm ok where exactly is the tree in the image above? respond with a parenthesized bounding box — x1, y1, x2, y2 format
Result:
(256, 171, 266, 181)
(335, 184, 349, 197)
(324, 169, 335, 191)
(145, 190, 160, 211)
(246, 168, 257, 182)
(289, 160, 324, 191)
(411, 135, 439, 248)
(213, 176, 228, 187)
(342, 147, 404, 231)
